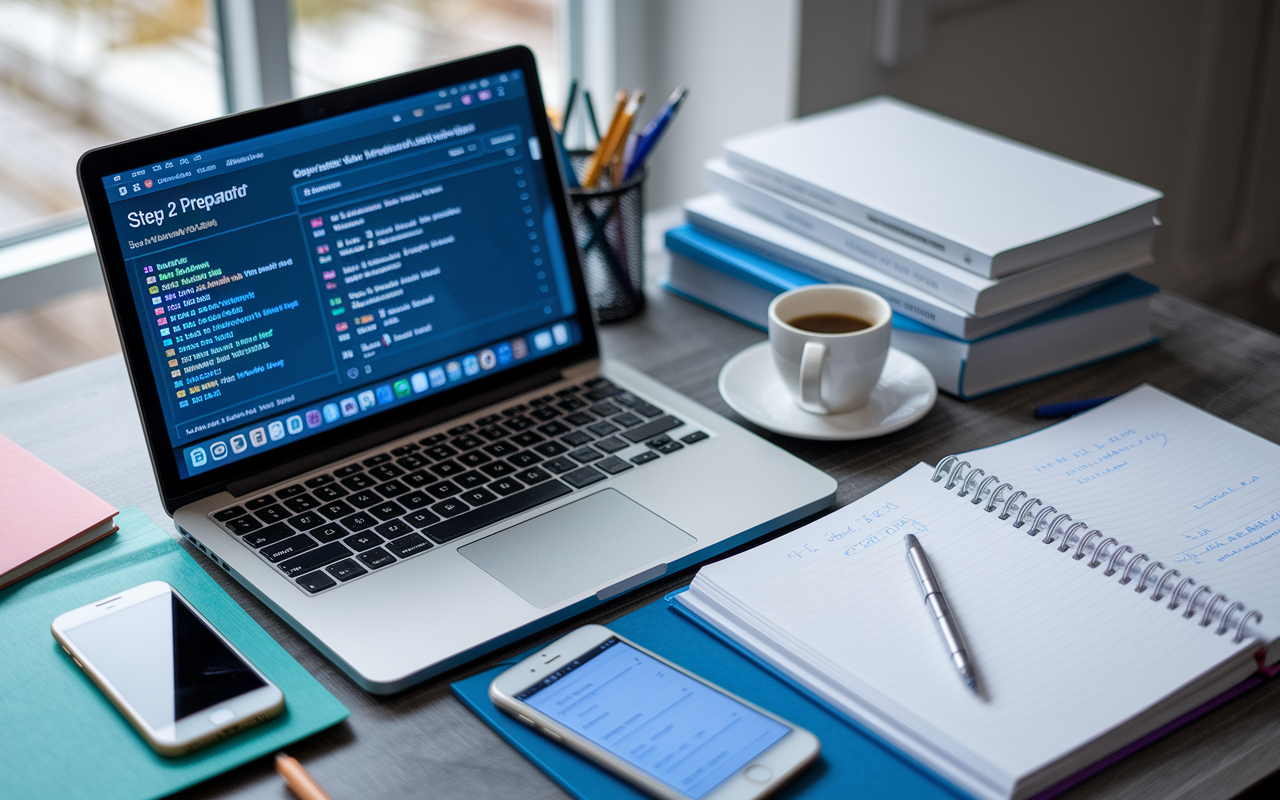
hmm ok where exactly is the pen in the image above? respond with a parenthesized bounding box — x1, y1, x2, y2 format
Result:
(1034, 396, 1115, 419)
(581, 89, 601, 145)
(585, 89, 642, 187)
(275, 752, 333, 800)
(624, 86, 687, 181)
(905, 534, 978, 693)
(562, 78, 578, 137)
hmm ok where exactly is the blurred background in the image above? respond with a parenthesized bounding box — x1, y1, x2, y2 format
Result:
(1, 0, 1277, 386)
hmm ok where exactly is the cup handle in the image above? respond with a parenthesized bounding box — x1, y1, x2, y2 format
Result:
(799, 341, 827, 414)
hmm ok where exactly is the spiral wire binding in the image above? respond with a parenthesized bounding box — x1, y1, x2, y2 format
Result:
(931, 455, 1262, 644)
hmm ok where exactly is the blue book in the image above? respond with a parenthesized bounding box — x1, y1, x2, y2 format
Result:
(664, 225, 1159, 400)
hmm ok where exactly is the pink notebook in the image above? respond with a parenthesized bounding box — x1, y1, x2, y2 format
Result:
(0, 434, 118, 589)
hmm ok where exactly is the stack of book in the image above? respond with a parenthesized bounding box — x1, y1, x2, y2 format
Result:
(664, 97, 1165, 399)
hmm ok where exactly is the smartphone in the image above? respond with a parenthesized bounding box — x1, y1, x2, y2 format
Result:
(489, 625, 819, 800)
(51, 581, 284, 756)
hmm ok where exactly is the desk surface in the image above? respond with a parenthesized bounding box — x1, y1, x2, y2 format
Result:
(4, 239, 1280, 800)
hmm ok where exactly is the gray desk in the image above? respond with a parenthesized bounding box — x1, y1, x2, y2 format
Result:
(4, 251, 1280, 800)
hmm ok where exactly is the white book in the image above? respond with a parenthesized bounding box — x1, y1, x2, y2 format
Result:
(677, 386, 1279, 800)
(705, 158, 1157, 316)
(683, 194, 1100, 340)
(722, 97, 1162, 278)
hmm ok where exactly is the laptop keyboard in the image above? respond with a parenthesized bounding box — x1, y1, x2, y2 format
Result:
(208, 377, 711, 594)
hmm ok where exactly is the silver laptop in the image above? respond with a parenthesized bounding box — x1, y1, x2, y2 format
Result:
(78, 47, 834, 693)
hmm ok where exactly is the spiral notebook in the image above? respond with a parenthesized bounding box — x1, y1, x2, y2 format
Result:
(677, 385, 1280, 800)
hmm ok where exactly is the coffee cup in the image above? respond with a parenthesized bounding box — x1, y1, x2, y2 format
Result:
(767, 285, 892, 415)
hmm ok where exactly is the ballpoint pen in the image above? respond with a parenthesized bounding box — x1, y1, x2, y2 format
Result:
(905, 534, 979, 693)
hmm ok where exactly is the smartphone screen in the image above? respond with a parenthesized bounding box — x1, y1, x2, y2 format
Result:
(58, 590, 266, 730)
(516, 636, 791, 799)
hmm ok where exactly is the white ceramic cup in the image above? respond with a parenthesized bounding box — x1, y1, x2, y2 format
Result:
(767, 285, 893, 415)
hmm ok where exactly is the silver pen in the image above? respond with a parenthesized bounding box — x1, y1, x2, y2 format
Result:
(905, 534, 979, 693)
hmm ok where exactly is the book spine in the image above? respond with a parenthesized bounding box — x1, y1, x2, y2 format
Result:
(723, 152, 995, 276)
(705, 166, 985, 313)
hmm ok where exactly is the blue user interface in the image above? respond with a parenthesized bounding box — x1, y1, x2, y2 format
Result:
(518, 638, 790, 799)
(99, 70, 580, 478)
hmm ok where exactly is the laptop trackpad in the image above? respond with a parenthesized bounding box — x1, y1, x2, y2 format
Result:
(458, 489, 695, 608)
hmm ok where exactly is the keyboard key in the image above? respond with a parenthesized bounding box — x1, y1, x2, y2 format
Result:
(425, 444, 458, 460)
(460, 487, 497, 506)
(245, 496, 277, 510)
(254, 505, 291, 524)
(565, 412, 595, 426)
(430, 460, 464, 477)
(402, 469, 432, 487)
(556, 386, 581, 396)
(304, 474, 335, 488)
(511, 431, 545, 447)
(652, 439, 684, 454)
(276, 484, 306, 498)
(630, 451, 660, 465)
(310, 524, 347, 543)
(562, 431, 593, 447)
(590, 402, 622, 417)
(319, 500, 356, 519)
(543, 456, 577, 474)
(594, 436, 628, 454)
(262, 534, 318, 563)
(584, 387, 622, 401)
(358, 547, 399, 569)
(405, 509, 441, 528)
(489, 477, 524, 496)
(504, 416, 535, 432)
(426, 480, 462, 499)
(509, 450, 542, 467)
(621, 416, 684, 443)
(596, 456, 633, 475)
(346, 490, 382, 508)
(313, 484, 349, 501)
(431, 498, 470, 518)
(458, 450, 491, 468)
(612, 412, 643, 428)
(583, 376, 612, 388)
(370, 501, 407, 521)
(419, 433, 447, 446)
(477, 414, 502, 425)
(632, 401, 664, 418)
(338, 511, 377, 531)
(391, 443, 419, 456)
(478, 425, 508, 441)
(562, 466, 607, 489)
(343, 530, 385, 551)
(537, 420, 571, 437)
(213, 506, 246, 522)
(534, 441, 568, 457)
(283, 494, 320, 513)
(588, 421, 620, 437)
(279, 543, 352, 578)
(568, 447, 603, 464)
(368, 463, 404, 481)
(426, 481, 573, 544)
(399, 490, 431, 510)
(363, 454, 391, 466)
(326, 559, 368, 581)
(530, 406, 560, 421)
(448, 423, 475, 435)
(516, 467, 551, 485)
(341, 473, 377, 490)
(530, 394, 555, 406)
(681, 431, 710, 445)
(484, 440, 520, 457)
(374, 519, 413, 539)
(288, 511, 327, 531)
(452, 434, 484, 450)
(296, 571, 336, 593)
(455, 471, 488, 489)
(226, 516, 263, 535)
(502, 404, 528, 416)
(397, 453, 428, 470)
(557, 396, 587, 411)
(613, 392, 639, 407)
(334, 463, 363, 477)
(386, 533, 433, 559)
(480, 461, 517, 478)
(375, 479, 410, 498)
(244, 522, 295, 549)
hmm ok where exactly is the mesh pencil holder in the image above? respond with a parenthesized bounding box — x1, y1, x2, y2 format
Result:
(567, 151, 646, 322)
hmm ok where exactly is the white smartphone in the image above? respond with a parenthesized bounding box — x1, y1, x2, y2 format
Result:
(489, 624, 820, 800)
(51, 580, 284, 756)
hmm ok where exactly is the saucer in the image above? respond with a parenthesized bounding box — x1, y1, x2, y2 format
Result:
(718, 342, 937, 440)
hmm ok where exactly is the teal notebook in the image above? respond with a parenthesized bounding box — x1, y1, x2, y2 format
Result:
(0, 506, 348, 800)
(451, 596, 965, 800)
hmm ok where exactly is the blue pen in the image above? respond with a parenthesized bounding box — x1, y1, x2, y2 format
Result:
(552, 129, 580, 188)
(624, 86, 687, 180)
(1035, 396, 1115, 419)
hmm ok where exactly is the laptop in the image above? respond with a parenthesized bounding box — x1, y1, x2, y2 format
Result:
(78, 46, 835, 693)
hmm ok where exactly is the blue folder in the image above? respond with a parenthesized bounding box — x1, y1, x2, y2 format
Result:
(0, 506, 348, 800)
(451, 592, 968, 800)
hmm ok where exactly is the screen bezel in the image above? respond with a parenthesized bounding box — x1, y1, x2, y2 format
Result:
(78, 46, 599, 514)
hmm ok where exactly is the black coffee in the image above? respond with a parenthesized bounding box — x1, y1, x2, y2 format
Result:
(787, 313, 874, 334)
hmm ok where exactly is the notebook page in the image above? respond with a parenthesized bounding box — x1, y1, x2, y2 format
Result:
(959, 385, 1280, 650)
(692, 463, 1249, 790)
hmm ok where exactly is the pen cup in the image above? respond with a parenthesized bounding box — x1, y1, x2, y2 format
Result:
(567, 151, 646, 323)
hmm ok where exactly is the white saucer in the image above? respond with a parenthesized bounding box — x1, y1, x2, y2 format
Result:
(718, 342, 937, 441)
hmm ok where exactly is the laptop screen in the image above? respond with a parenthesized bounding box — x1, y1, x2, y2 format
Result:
(95, 66, 581, 481)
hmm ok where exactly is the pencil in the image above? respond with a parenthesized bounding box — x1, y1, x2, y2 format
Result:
(276, 753, 332, 800)
(583, 89, 629, 187)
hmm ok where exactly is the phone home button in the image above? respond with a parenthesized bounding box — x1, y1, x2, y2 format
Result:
(744, 765, 773, 784)
(208, 708, 236, 725)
